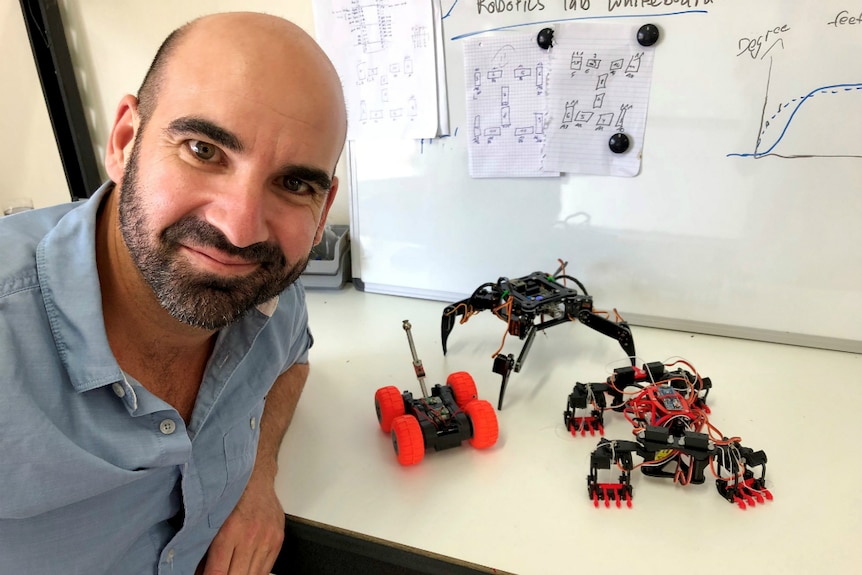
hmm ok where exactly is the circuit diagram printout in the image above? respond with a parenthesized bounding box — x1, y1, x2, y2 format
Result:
(543, 23, 657, 177)
(312, 0, 446, 140)
(464, 32, 559, 178)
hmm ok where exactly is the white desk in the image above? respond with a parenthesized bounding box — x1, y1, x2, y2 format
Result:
(276, 285, 862, 575)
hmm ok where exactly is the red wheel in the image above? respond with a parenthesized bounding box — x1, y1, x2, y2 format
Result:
(446, 371, 478, 407)
(465, 399, 498, 449)
(391, 415, 425, 466)
(374, 386, 405, 433)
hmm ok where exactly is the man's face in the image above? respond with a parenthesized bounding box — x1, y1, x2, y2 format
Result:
(118, 135, 308, 330)
(113, 39, 343, 330)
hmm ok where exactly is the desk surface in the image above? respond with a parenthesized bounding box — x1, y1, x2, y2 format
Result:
(276, 284, 862, 575)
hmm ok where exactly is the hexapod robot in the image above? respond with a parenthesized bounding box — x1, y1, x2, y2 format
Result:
(442, 262, 636, 410)
(564, 360, 772, 509)
(374, 320, 499, 466)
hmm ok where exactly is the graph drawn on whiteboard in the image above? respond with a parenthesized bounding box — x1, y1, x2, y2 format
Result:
(728, 58, 862, 159)
(726, 21, 862, 160)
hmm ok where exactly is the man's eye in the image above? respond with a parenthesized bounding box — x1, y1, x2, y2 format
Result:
(189, 140, 218, 161)
(279, 177, 311, 194)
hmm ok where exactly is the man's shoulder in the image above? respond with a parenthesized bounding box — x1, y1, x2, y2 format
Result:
(0, 201, 85, 294)
(271, 279, 309, 322)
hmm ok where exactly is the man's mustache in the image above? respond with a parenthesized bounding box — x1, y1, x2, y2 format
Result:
(162, 216, 286, 267)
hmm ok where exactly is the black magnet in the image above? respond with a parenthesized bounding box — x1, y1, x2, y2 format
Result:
(609, 133, 630, 154)
(537, 27, 554, 50)
(637, 24, 660, 47)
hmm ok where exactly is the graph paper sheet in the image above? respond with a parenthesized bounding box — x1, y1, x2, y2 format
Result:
(463, 33, 559, 179)
(543, 22, 656, 177)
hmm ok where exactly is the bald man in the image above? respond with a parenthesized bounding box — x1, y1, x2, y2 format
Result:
(0, 12, 346, 574)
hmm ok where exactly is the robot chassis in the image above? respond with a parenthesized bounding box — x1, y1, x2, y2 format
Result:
(374, 320, 499, 466)
(442, 263, 636, 410)
(565, 360, 772, 509)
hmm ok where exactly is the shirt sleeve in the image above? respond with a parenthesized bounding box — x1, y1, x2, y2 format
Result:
(277, 279, 313, 371)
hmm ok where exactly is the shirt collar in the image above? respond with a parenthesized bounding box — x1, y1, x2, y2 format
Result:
(37, 181, 122, 392)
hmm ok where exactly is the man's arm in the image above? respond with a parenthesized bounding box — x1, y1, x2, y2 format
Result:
(248, 361, 309, 485)
(202, 361, 309, 575)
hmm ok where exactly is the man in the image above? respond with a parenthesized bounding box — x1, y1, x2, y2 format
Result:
(0, 12, 346, 575)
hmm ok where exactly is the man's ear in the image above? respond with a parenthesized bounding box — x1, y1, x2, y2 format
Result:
(105, 94, 141, 183)
(313, 176, 339, 246)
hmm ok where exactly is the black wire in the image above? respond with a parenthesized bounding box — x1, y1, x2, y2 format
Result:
(554, 274, 589, 295)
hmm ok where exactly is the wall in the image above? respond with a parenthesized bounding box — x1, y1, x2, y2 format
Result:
(0, 2, 69, 211)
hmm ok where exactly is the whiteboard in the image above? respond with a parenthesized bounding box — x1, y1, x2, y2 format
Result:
(347, 0, 862, 353)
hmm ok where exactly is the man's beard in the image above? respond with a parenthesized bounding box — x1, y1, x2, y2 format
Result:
(117, 139, 309, 330)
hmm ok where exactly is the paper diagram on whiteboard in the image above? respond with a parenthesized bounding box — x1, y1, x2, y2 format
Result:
(312, 0, 447, 140)
(464, 32, 558, 178)
(543, 22, 656, 177)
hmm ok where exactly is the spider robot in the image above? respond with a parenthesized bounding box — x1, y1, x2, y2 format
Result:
(564, 360, 772, 509)
(442, 262, 635, 410)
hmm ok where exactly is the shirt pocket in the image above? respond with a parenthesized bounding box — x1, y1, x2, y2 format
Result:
(207, 398, 265, 528)
(223, 398, 264, 488)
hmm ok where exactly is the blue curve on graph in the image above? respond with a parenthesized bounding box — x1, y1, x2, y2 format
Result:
(728, 83, 862, 158)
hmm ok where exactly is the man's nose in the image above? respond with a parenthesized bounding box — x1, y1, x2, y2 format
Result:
(204, 179, 270, 249)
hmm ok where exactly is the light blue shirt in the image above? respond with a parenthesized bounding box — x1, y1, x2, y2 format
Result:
(0, 183, 312, 574)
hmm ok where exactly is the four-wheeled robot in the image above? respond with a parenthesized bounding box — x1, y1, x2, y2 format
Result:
(564, 360, 772, 509)
(374, 320, 499, 465)
(441, 262, 636, 410)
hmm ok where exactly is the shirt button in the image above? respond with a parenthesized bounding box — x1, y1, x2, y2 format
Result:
(111, 382, 126, 398)
(166, 548, 175, 561)
(250, 416, 257, 430)
(159, 419, 177, 435)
